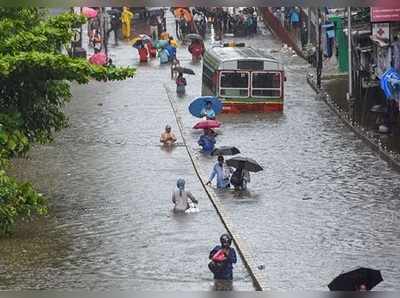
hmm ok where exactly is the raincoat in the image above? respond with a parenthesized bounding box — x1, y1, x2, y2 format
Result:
(172, 189, 197, 212)
(121, 7, 133, 39)
(159, 49, 169, 64)
(198, 134, 216, 153)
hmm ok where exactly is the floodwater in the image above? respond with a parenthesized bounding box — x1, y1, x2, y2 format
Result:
(2, 11, 400, 291)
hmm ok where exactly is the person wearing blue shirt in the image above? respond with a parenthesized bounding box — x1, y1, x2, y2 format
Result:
(198, 128, 216, 154)
(206, 155, 232, 189)
(209, 234, 237, 291)
(200, 101, 216, 120)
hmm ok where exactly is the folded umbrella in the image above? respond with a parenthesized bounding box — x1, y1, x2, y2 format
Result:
(211, 146, 240, 156)
(174, 66, 195, 75)
(193, 120, 221, 129)
(185, 33, 203, 41)
(189, 96, 223, 118)
(88, 52, 107, 65)
(226, 156, 263, 172)
(328, 267, 383, 291)
(82, 7, 98, 18)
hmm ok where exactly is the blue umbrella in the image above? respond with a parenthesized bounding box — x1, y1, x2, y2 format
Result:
(189, 96, 223, 118)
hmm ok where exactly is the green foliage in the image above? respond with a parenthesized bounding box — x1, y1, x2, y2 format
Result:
(0, 8, 135, 234)
(0, 170, 47, 235)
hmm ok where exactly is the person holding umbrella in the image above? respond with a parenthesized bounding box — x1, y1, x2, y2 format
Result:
(200, 100, 216, 120)
(198, 128, 217, 154)
(230, 166, 250, 191)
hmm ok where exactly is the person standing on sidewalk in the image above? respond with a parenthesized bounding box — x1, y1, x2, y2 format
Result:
(107, 10, 121, 46)
(209, 234, 237, 291)
(121, 7, 133, 40)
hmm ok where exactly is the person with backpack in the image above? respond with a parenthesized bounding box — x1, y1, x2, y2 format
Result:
(208, 234, 237, 291)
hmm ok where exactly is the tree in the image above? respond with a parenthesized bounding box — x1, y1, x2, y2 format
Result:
(0, 8, 135, 234)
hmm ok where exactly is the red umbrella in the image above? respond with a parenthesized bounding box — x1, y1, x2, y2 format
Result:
(193, 120, 221, 129)
(82, 7, 98, 18)
(88, 52, 107, 65)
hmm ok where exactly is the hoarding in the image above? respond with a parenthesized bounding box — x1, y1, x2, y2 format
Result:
(371, 7, 400, 22)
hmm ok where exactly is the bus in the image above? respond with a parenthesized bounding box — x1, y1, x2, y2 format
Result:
(202, 43, 285, 113)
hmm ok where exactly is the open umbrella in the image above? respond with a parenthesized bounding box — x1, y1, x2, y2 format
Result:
(211, 146, 240, 156)
(185, 33, 203, 41)
(174, 66, 195, 75)
(88, 52, 107, 65)
(107, 8, 121, 16)
(155, 39, 169, 49)
(174, 7, 193, 22)
(226, 156, 263, 172)
(189, 96, 223, 118)
(193, 120, 221, 129)
(82, 7, 98, 18)
(328, 267, 383, 291)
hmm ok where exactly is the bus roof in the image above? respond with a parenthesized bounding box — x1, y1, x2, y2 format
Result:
(204, 46, 283, 71)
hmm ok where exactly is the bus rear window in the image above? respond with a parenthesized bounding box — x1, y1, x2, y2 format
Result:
(251, 72, 282, 98)
(252, 72, 281, 89)
(220, 72, 249, 88)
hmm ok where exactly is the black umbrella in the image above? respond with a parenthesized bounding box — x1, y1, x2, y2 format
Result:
(328, 267, 383, 291)
(211, 146, 240, 156)
(185, 33, 203, 41)
(175, 66, 195, 75)
(107, 9, 121, 16)
(226, 156, 263, 172)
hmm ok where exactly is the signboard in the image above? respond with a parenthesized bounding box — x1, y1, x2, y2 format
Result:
(371, 7, 400, 22)
(372, 23, 390, 40)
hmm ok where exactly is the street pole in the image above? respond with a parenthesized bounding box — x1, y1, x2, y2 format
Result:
(316, 8, 322, 89)
(307, 8, 311, 44)
(347, 6, 355, 123)
(347, 7, 352, 98)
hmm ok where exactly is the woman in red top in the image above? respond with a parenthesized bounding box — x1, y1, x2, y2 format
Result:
(138, 46, 148, 63)
(188, 39, 204, 63)
(147, 42, 157, 58)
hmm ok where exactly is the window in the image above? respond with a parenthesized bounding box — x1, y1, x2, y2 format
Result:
(219, 71, 249, 98)
(251, 72, 282, 98)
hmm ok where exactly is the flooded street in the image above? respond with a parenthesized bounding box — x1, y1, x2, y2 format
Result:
(2, 12, 400, 291)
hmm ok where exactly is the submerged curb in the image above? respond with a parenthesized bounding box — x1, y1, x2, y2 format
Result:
(306, 74, 400, 173)
(164, 84, 266, 291)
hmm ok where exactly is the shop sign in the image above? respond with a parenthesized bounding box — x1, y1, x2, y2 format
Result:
(371, 7, 400, 22)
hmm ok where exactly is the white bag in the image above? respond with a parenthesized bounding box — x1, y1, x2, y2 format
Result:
(185, 202, 199, 213)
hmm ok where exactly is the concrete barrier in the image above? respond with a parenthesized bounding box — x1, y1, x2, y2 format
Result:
(164, 84, 267, 291)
